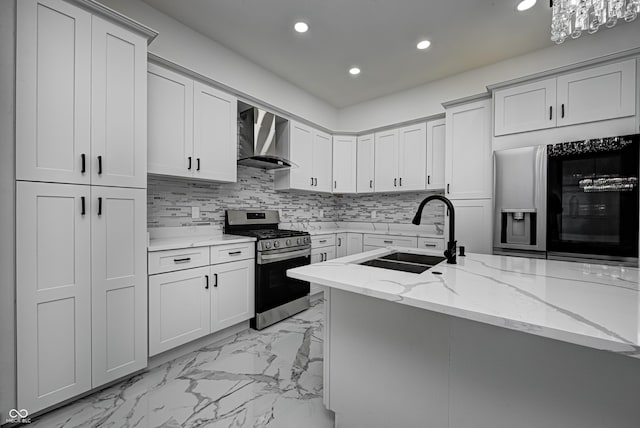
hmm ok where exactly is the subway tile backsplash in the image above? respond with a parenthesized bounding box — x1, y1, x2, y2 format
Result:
(148, 166, 444, 228)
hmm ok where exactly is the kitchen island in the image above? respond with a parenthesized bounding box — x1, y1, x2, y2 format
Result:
(288, 248, 640, 428)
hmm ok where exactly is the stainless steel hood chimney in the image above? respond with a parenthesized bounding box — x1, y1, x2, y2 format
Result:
(237, 106, 293, 170)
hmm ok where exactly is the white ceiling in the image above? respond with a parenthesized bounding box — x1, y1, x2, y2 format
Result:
(142, 0, 554, 108)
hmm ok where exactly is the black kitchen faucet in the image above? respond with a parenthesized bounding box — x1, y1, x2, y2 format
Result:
(412, 195, 457, 264)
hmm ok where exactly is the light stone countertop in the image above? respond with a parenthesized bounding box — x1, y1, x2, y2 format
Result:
(280, 221, 445, 239)
(148, 234, 256, 252)
(288, 247, 640, 359)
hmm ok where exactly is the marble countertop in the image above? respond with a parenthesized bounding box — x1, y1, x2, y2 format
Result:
(305, 228, 444, 239)
(288, 248, 640, 359)
(280, 221, 445, 239)
(148, 234, 256, 252)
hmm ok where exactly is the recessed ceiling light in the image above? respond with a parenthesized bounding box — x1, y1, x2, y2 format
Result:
(416, 40, 431, 50)
(294, 21, 309, 33)
(516, 0, 536, 11)
(349, 67, 361, 76)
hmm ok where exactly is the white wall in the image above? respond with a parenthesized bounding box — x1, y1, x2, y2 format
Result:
(0, 0, 16, 419)
(98, 0, 339, 130)
(338, 23, 640, 132)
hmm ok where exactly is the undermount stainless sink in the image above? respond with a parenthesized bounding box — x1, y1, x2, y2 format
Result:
(358, 252, 445, 274)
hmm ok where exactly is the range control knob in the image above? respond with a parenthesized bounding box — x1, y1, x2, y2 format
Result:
(304, 236, 310, 243)
(273, 240, 280, 248)
(286, 239, 292, 246)
(264, 241, 272, 249)
(296, 238, 301, 244)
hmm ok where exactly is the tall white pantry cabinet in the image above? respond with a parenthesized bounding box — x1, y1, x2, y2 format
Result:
(15, 0, 155, 413)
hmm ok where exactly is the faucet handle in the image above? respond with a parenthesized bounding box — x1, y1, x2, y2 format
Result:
(459, 246, 465, 257)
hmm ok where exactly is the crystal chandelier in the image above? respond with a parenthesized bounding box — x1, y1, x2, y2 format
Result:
(551, 0, 640, 44)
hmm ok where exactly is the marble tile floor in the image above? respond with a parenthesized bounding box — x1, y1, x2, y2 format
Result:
(31, 301, 334, 428)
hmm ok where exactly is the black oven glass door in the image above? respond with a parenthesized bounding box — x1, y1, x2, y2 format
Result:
(547, 136, 639, 259)
(256, 255, 310, 314)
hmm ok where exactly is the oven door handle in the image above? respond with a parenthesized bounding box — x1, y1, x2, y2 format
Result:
(258, 248, 311, 264)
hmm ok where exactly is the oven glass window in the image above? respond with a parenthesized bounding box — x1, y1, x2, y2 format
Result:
(547, 137, 639, 258)
(256, 255, 310, 313)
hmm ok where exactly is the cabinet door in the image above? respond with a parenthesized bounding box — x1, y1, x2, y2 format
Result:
(398, 122, 427, 191)
(91, 187, 147, 386)
(16, 0, 91, 184)
(193, 81, 237, 182)
(148, 267, 211, 356)
(374, 129, 399, 192)
(211, 259, 255, 332)
(494, 78, 557, 136)
(333, 136, 357, 193)
(336, 233, 348, 258)
(147, 64, 194, 178)
(346, 233, 364, 256)
(557, 59, 636, 127)
(91, 17, 147, 188)
(356, 134, 375, 193)
(16, 181, 91, 412)
(313, 130, 334, 193)
(426, 118, 446, 190)
(289, 121, 314, 190)
(445, 99, 492, 199)
(446, 199, 492, 254)
(324, 246, 337, 261)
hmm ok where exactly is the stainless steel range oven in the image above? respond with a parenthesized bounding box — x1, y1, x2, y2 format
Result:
(225, 210, 311, 330)
(546, 134, 639, 265)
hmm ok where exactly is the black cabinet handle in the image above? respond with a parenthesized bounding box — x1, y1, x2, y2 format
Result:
(81, 196, 86, 216)
(399, 177, 402, 187)
(97, 155, 102, 175)
(213, 273, 218, 287)
(205, 275, 209, 289)
(394, 178, 397, 187)
(197, 158, 200, 171)
(549, 106, 553, 120)
(369, 179, 373, 188)
(561, 103, 565, 118)
(174, 257, 191, 263)
(334, 180, 337, 189)
(338, 238, 342, 246)
(427, 175, 431, 185)
(81, 154, 86, 174)
(97, 197, 102, 216)
(310, 177, 314, 186)
(228, 251, 242, 256)
(187, 156, 192, 170)
(447, 184, 450, 194)
(319, 239, 327, 243)
(384, 240, 393, 244)
(314, 177, 318, 186)
(424, 243, 437, 247)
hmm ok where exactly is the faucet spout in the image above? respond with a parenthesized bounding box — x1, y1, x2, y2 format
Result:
(412, 195, 457, 264)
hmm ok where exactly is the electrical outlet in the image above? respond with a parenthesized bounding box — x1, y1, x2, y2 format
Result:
(191, 206, 200, 219)
(371, 210, 377, 219)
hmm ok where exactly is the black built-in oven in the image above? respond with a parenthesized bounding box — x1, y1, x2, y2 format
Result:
(546, 134, 639, 264)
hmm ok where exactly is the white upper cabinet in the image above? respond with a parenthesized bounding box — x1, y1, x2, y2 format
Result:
(91, 16, 147, 189)
(374, 123, 427, 193)
(313, 130, 334, 193)
(356, 134, 375, 193)
(397, 122, 427, 191)
(147, 64, 237, 183)
(556, 59, 636, 127)
(91, 186, 147, 386)
(275, 121, 333, 194)
(374, 129, 399, 192)
(193, 81, 237, 182)
(494, 59, 636, 136)
(333, 136, 357, 193)
(147, 64, 194, 177)
(426, 118, 446, 190)
(445, 98, 492, 199)
(16, 0, 92, 184)
(494, 78, 557, 136)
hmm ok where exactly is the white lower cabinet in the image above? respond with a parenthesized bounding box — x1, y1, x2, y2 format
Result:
(16, 182, 147, 412)
(311, 246, 337, 264)
(336, 233, 348, 258)
(346, 233, 364, 255)
(447, 199, 493, 254)
(210, 259, 255, 332)
(149, 267, 211, 356)
(148, 246, 255, 356)
(363, 234, 418, 249)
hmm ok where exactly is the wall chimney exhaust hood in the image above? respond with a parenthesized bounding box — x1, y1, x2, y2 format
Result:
(237, 104, 293, 170)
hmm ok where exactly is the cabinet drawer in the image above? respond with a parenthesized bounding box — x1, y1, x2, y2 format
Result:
(418, 237, 445, 251)
(149, 247, 210, 275)
(312, 234, 336, 248)
(210, 242, 254, 264)
(363, 234, 417, 248)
